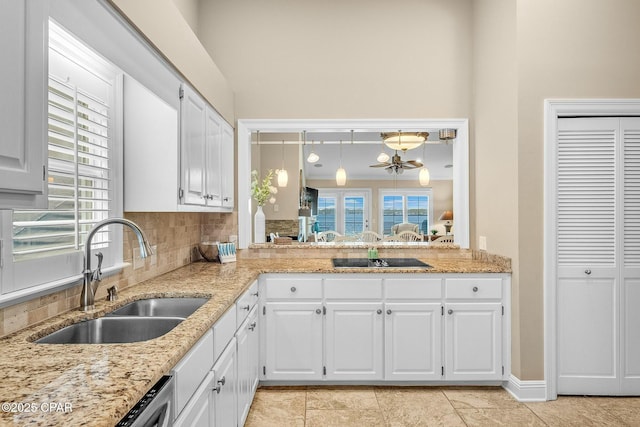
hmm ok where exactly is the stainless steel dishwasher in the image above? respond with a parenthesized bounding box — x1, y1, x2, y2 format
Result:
(116, 375, 174, 427)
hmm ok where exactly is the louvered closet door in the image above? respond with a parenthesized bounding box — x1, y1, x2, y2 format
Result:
(621, 118, 640, 394)
(556, 118, 619, 395)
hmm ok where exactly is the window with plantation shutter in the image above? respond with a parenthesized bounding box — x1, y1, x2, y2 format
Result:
(1, 21, 123, 296)
(12, 76, 111, 261)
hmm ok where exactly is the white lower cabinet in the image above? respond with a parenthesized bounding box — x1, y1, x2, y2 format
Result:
(384, 302, 442, 380)
(173, 283, 260, 427)
(236, 307, 259, 426)
(444, 303, 503, 380)
(325, 302, 383, 380)
(213, 338, 238, 427)
(260, 273, 510, 383)
(264, 302, 324, 380)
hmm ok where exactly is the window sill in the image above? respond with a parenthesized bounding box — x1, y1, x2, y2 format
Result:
(0, 262, 128, 309)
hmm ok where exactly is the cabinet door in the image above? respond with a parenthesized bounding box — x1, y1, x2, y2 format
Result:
(384, 303, 442, 380)
(0, 0, 48, 208)
(173, 371, 214, 427)
(325, 302, 383, 380)
(220, 121, 234, 208)
(204, 107, 222, 206)
(180, 85, 206, 205)
(236, 307, 258, 427)
(264, 302, 323, 380)
(444, 303, 502, 380)
(213, 337, 237, 427)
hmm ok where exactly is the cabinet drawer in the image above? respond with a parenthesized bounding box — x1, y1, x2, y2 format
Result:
(213, 305, 237, 362)
(237, 280, 259, 325)
(264, 277, 322, 300)
(173, 330, 214, 417)
(324, 277, 382, 299)
(384, 277, 442, 300)
(445, 278, 502, 300)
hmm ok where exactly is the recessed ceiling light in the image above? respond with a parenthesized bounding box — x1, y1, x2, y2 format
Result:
(444, 164, 453, 168)
(314, 163, 323, 168)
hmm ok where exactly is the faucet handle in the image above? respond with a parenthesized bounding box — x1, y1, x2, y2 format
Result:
(107, 285, 118, 301)
(92, 252, 104, 282)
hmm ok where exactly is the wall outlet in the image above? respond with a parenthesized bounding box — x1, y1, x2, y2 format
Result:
(133, 249, 144, 270)
(479, 236, 487, 251)
(149, 245, 157, 266)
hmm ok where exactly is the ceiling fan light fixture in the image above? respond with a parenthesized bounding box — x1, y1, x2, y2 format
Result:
(377, 151, 390, 163)
(336, 167, 346, 186)
(307, 151, 319, 163)
(381, 131, 429, 151)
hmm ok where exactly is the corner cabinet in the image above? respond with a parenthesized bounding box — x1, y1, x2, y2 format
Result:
(260, 273, 510, 384)
(0, 0, 48, 209)
(123, 79, 234, 212)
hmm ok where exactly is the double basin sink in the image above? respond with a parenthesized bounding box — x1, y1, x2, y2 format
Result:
(36, 297, 209, 345)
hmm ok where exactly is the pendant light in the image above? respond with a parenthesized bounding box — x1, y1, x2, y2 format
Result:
(306, 131, 319, 163)
(336, 138, 347, 186)
(277, 140, 288, 187)
(376, 137, 390, 163)
(419, 140, 430, 186)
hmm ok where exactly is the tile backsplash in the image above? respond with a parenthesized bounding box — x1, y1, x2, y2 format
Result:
(0, 211, 236, 338)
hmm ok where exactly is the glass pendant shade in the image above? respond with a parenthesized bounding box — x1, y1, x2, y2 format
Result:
(377, 151, 390, 163)
(307, 151, 319, 163)
(277, 169, 288, 187)
(382, 131, 428, 151)
(419, 167, 430, 186)
(336, 167, 346, 186)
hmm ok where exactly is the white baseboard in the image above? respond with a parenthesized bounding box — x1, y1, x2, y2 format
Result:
(503, 375, 547, 401)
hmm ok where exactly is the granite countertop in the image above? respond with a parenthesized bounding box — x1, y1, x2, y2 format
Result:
(0, 256, 509, 426)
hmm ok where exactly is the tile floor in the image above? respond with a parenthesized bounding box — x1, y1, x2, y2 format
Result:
(245, 386, 640, 426)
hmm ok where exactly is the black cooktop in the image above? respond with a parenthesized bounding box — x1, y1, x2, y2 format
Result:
(331, 258, 432, 269)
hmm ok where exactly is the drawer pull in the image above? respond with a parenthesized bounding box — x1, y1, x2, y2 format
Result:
(249, 322, 257, 331)
(251, 291, 259, 297)
(290, 286, 297, 292)
(448, 309, 453, 315)
(316, 308, 322, 314)
(242, 304, 251, 311)
(386, 309, 392, 315)
(215, 376, 226, 393)
(585, 269, 592, 275)
(473, 286, 479, 292)
(377, 309, 382, 315)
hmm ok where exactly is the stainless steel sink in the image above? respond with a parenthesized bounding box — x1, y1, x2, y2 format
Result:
(107, 297, 208, 318)
(36, 317, 184, 344)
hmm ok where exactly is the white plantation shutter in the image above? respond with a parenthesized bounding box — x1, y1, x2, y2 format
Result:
(623, 121, 640, 266)
(556, 118, 617, 266)
(12, 76, 112, 260)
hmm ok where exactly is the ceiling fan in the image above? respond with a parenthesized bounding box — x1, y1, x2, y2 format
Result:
(369, 151, 423, 174)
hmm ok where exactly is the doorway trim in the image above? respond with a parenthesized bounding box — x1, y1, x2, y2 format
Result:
(544, 99, 640, 400)
(237, 119, 469, 249)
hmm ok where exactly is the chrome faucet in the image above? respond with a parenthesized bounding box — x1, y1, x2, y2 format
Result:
(80, 218, 153, 311)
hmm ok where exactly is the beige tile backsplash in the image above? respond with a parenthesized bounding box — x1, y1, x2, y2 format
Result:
(0, 212, 236, 338)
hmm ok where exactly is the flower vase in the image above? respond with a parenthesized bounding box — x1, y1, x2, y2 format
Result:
(254, 205, 266, 243)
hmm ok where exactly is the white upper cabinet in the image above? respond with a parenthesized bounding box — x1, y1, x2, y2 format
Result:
(179, 84, 234, 211)
(0, 0, 48, 209)
(123, 80, 234, 212)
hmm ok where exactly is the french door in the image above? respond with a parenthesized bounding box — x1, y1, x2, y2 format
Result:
(555, 117, 640, 395)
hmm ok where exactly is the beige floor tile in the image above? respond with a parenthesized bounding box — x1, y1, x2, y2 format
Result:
(457, 407, 547, 426)
(244, 387, 306, 427)
(590, 397, 640, 425)
(305, 409, 386, 427)
(443, 387, 522, 409)
(375, 387, 465, 427)
(306, 386, 379, 410)
(526, 396, 627, 426)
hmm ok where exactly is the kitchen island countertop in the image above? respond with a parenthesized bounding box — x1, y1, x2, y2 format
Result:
(0, 255, 509, 426)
